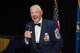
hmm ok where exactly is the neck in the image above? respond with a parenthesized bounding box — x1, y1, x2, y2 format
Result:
(34, 17, 42, 24)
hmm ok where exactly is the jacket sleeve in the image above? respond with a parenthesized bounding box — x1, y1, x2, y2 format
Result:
(51, 22, 63, 53)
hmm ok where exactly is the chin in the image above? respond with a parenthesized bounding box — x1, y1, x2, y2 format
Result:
(34, 20, 38, 23)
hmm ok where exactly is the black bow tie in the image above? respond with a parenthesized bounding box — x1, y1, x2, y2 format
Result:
(34, 23, 41, 26)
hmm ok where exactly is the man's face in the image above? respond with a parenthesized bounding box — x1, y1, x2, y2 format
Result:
(30, 8, 42, 23)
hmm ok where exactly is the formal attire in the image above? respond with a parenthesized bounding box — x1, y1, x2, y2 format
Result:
(25, 18, 63, 53)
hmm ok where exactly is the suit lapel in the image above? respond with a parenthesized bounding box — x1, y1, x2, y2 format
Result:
(39, 20, 45, 47)
(31, 22, 37, 49)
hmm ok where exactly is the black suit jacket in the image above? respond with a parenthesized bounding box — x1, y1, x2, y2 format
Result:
(25, 19, 63, 53)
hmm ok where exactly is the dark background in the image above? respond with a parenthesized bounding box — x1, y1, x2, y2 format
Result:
(0, 0, 77, 53)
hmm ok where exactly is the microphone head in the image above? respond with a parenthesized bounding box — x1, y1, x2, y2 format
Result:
(26, 25, 32, 31)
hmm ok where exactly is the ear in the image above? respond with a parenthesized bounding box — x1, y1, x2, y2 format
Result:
(41, 10, 43, 15)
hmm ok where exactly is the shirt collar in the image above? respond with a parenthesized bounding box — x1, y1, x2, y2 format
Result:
(38, 17, 42, 24)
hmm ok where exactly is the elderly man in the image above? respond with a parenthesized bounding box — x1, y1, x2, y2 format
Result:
(24, 4, 63, 53)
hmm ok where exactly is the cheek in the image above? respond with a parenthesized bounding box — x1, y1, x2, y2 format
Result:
(31, 14, 33, 17)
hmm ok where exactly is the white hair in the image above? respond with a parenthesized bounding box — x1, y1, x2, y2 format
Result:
(30, 4, 42, 12)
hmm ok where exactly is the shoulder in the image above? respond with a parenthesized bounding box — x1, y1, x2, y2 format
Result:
(43, 19, 56, 25)
(25, 21, 33, 26)
(25, 21, 33, 30)
(44, 19, 56, 29)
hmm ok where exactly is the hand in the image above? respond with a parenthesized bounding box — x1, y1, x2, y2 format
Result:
(24, 31, 32, 38)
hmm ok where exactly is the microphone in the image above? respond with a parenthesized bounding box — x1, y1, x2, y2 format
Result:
(27, 25, 32, 31)
(26, 25, 32, 44)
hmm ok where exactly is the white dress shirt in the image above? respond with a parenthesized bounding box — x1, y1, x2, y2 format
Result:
(34, 18, 42, 43)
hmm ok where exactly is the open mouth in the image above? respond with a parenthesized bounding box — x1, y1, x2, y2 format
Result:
(33, 16, 38, 19)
